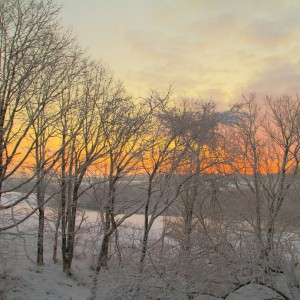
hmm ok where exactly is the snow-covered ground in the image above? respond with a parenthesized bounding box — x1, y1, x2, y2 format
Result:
(0, 193, 166, 300)
(1, 192, 299, 299)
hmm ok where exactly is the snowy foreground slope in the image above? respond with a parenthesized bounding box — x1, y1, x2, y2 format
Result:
(0, 193, 90, 299)
(1, 193, 300, 300)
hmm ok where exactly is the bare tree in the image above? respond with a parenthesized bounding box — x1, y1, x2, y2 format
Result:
(177, 102, 219, 253)
(135, 99, 225, 272)
(24, 44, 82, 265)
(222, 96, 266, 254)
(0, 0, 77, 219)
(226, 95, 300, 263)
(89, 93, 167, 299)
(263, 96, 300, 258)
(137, 96, 189, 270)
(55, 60, 134, 275)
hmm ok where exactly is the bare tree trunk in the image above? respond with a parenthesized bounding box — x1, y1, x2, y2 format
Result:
(90, 229, 114, 300)
(140, 226, 150, 271)
(182, 206, 193, 253)
(61, 139, 68, 273)
(115, 229, 122, 267)
(100, 207, 112, 268)
(266, 218, 275, 258)
(37, 206, 45, 265)
(53, 209, 61, 264)
(99, 174, 117, 268)
(36, 169, 46, 265)
(182, 163, 199, 254)
(99, 232, 110, 268)
(63, 181, 80, 275)
(0, 119, 4, 203)
(140, 185, 151, 270)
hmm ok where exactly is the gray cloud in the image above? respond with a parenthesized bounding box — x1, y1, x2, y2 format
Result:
(240, 61, 300, 98)
(61, 0, 300, 103)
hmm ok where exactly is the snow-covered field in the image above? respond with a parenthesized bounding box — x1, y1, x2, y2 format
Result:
(1, 193, 300, 300)
(0, 194, 90, 299)
(0, 193, 166, 300)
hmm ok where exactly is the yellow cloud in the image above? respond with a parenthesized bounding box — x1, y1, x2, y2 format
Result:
(61, 0, 300, 105)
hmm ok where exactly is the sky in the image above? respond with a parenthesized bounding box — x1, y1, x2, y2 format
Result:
(59, 0, 300, 106)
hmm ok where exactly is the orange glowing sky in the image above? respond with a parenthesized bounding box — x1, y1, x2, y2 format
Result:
(60, 0, 300, 106)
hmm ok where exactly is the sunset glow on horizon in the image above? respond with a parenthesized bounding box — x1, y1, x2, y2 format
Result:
(60, 0, 300, 106)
